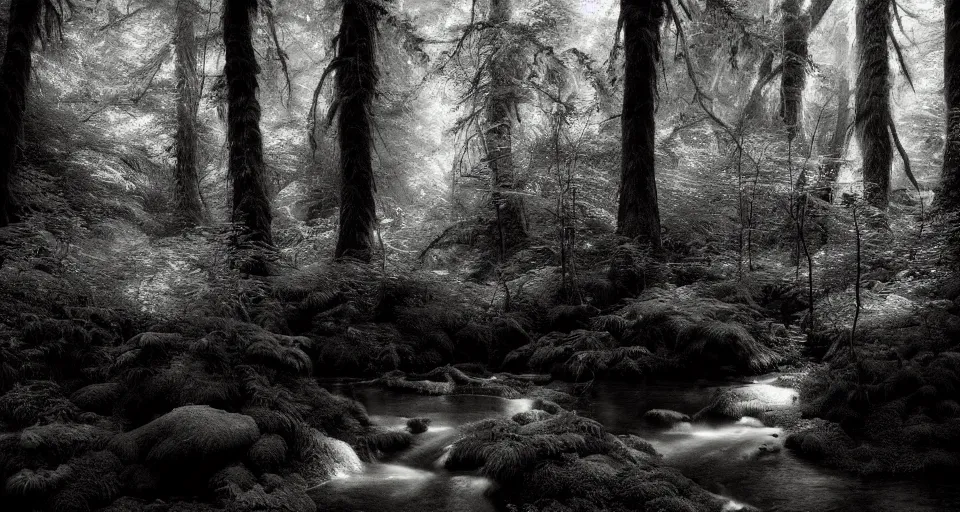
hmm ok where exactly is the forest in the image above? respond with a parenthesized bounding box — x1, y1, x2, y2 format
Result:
(0, 0, 959, 510)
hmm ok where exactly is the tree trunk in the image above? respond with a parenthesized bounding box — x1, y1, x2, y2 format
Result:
(332, 0, 379, 262)
(0, 0, 41, 227)
(941, 0, 960, 212)
(616, 0, 663, 249)
(780, 0, 834, 140)
(224, 0, 273, 274)
(855, 0, 892, 209)
(174, 0, 204, 227)
(485, 0, 527, 256)
(780, 0, 807, 140)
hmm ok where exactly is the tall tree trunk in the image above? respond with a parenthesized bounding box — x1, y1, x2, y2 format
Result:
(485, 0, 527, 256)
(780, 0, 834, 140)
(332, 0, 379, 262)
(174, 0, 204, 227)
(780, 0, 807, 140)
(0, 0, 42, 227)
(616, 0, 663, 249)
(942, 0, 960, 212)
(224, 0, 273, 274)
(855, 0, 892, 209)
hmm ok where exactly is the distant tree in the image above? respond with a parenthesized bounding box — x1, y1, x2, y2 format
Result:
(326, 0, 383, 262)
(0, 0, 68, 227)
(818, 22, 851, 203)
(616, 0, 663, 249)
(942, 0, 960, 212)
(173, 0, 204, 227)
(855, 0, 893, 209)
(224, 0, 273, 274)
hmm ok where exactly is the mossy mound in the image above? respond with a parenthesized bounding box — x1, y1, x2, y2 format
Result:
(445, 403, 726, 512)
(107, 406, 260, 489)
(499, 282, 787, 382)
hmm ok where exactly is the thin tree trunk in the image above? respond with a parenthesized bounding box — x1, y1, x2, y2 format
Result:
(485, 0, 526, 256)
(332, 0, 379, 262)
(855, 0, 892, 209)
(941, 0, 960, 212)
(616, 0, 663, 249)
(174, 0, 204, 227)
(224, 0, 273, 274)
(0, 0, 42, 227)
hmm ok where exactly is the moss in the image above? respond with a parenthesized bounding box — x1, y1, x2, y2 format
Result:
(247, 434, 288, 473)
(0, 381, 81, 428)
(47, 450, 123, 512)
(225, 481, 316, 512)
(209, 464, 258, 495)
(406, 417, 431, 434)
(299, 430, 362, 484)
(513, 409, 552, 425)
(355, 429, 413, 461)
(784, 419, 855, 462)
(679, 321, 780, 374)
(521, 453, 619, 504)
(108, 405, 260, 490)
(70, 382, 122, 415)
(532, 398, 564, 414)
(119, 464, 157, 496)
(618, 435, 658, 457)
(19, 422, 110, 462)
(5, 464, 73, 498)
(589, 314, 630, 339)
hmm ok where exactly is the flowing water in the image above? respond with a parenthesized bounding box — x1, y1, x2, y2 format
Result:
(316, 378, 960, 512)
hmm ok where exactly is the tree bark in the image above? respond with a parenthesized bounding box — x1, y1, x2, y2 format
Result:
(0, 0, 41, 227)
(174, 0, 204, 227)
(616, 0, 663, 249)
(780, 0, 807, 139)
(941, 0, 960, 212)
(855, 0, 893, 209)
(224, 0, 273, 274)
(485, 0, 527, 256)
(780, 0, 834, 140)
(332, 0, 379, 262)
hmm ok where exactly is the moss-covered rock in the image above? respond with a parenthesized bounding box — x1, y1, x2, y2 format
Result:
(108, 405, 259, 491)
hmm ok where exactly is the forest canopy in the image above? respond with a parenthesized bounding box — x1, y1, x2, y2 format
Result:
(2, 0, 960, 511)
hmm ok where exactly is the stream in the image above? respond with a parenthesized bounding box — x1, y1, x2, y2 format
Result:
(315, 378, 960, 512)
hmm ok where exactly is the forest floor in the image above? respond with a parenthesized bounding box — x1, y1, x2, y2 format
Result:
(1, 209, 959, 512)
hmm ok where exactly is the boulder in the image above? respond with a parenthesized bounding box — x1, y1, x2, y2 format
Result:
(108, 405, 259, 488)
